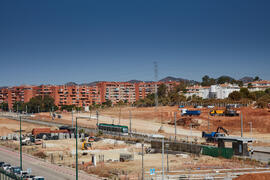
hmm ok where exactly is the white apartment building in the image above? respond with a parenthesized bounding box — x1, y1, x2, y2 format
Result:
(186, 83, 240, 99)
(244, 80, 270, 92)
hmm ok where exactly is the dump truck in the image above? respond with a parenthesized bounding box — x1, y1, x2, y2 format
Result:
(202, 126, 229, 142)
(181, 109, 201, 116)
(209, 110, 225, 116)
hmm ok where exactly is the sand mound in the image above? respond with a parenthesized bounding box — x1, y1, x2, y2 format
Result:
(234, 173, 270, 180)
(0, 127, 13, 136)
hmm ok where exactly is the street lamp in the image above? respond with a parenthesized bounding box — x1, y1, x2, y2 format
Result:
(20, 116, 22, 171)
(141, 142, 144, 180)
(75, 116, 93, 180)
(165, 143, 169, 173)
(248, 122, 253, 140)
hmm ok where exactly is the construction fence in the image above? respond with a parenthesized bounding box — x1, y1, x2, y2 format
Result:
(151, 140, 234, 159)
(201, 146, 234, 159)
(0, 168, 20, 180)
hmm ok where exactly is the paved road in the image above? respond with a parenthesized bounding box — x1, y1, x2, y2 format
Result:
(0, 146, 99, 180)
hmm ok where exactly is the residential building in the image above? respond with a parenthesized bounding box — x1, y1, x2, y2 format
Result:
(244, 80, 270, 92)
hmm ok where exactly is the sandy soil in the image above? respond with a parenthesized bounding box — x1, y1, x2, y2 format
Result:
(33, 106, 270, 142)
(0, 117, 47, 136)
(234, 173, 270, 180)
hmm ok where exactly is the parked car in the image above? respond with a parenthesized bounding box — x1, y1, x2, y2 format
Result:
(10, 166, 21, 175)
(33, 176, 45, 180)
(2, 163, 11, 170)
(0, 161, 5, 167)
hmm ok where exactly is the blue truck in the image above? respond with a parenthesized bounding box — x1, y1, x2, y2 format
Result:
(181, 109, 201, 116)
(202, 127, 228, 142)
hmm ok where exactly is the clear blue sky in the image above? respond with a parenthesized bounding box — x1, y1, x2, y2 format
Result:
(0, 0, 269, 86)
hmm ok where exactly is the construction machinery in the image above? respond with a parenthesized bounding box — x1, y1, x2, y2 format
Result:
(209, 110, 225, 116)
(202, 126, 229, 142)
(181, 109, 201, 116)
(82, 140, 92, 150)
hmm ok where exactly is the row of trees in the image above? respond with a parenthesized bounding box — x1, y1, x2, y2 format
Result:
(228, 88, 270, 108)
(1, 95, 58, 113)
(201, 75, 260, 87)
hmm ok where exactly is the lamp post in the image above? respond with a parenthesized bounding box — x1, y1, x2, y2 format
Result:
(162, 138, 164, 180)
(76, 117, 78, 180)
(20, 116, 22, 171)
(75, 116, 92, 180)
(141, 142, 144, 180)
(165, 143, 169, 173)
(248, 122, 253, 140)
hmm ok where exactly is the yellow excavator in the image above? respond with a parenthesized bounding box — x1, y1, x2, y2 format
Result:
(82, 140, 92, 150)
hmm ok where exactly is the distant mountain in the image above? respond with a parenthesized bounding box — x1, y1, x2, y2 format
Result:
(65, 82, 78, 86)
(238, 77, 254, 83)
(127, 80, 143, 83)
(80, 81, 100, 86)
(159, 76, 199, 85)
(0, 86, 8, 89)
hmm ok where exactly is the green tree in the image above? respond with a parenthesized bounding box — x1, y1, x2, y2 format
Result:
(256, 94, 270, 108)
(0, 102, 9, 111)
(240, 88, 250, 99)
(229, 91, 241, 101)
(201, 75, 216, 86)
(265, 88, 270, 95)
(157, 84, 167, 98)
(12, 101, 24, 112)
(216, 76, 235, 84)
(102, 99, 112, 107)
(254, 76, 260, 81)
(26, 95, 58, 113)
(60, 105, 76, 112)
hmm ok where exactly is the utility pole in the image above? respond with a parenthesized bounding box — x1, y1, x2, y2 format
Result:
(208, 112, 210, 132)
(118, 108, 121, 125)
(20, 116, 22, 170)
(141, 143, 144, 180)
(241, 112, 243, 137)
(76, 117, 78, 180)
(26, 105, 28, 114)
(154, 61, 158, 111)
(248, 122, 253, 139)
(162, 138, 164, 180)
(166, 143, 169, 173)
(72, 109, 74, 128)
(96, 110, 99, 128)
(174, 112, 177, 141)
(129, 110, 132, 134)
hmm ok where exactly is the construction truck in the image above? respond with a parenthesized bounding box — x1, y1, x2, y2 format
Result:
(209, 110, 225, 116)
(82, 140, 92, 150)
(181, 109, 201, 116)
(202, 126, 229, 142)
(224, 108, 239, 116)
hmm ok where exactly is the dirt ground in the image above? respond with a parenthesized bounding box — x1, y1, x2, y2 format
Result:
(0, 117, 47, 136)
(3, 137, 262, 179)
(32, 106, 270, 142)
(234, 173, 270, 180)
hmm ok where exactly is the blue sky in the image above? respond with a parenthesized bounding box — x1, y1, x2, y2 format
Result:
(0, 0, 269, 86)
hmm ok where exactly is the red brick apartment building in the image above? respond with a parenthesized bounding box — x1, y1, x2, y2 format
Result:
(0, 81, 179, 109)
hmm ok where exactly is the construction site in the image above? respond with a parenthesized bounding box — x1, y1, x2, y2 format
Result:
(0, 104, 270, 179)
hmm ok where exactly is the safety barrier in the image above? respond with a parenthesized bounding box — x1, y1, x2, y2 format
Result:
(202, 146, 234, 159)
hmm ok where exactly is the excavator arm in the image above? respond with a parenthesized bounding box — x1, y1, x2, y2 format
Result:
(216, 126, 229, 135)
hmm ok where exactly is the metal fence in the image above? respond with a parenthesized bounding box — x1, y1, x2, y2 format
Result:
(0, 168, 20, 180)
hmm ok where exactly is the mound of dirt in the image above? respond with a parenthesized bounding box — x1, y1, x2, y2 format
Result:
(234, 173, 270, 180)
(0, 127, 13, 136)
